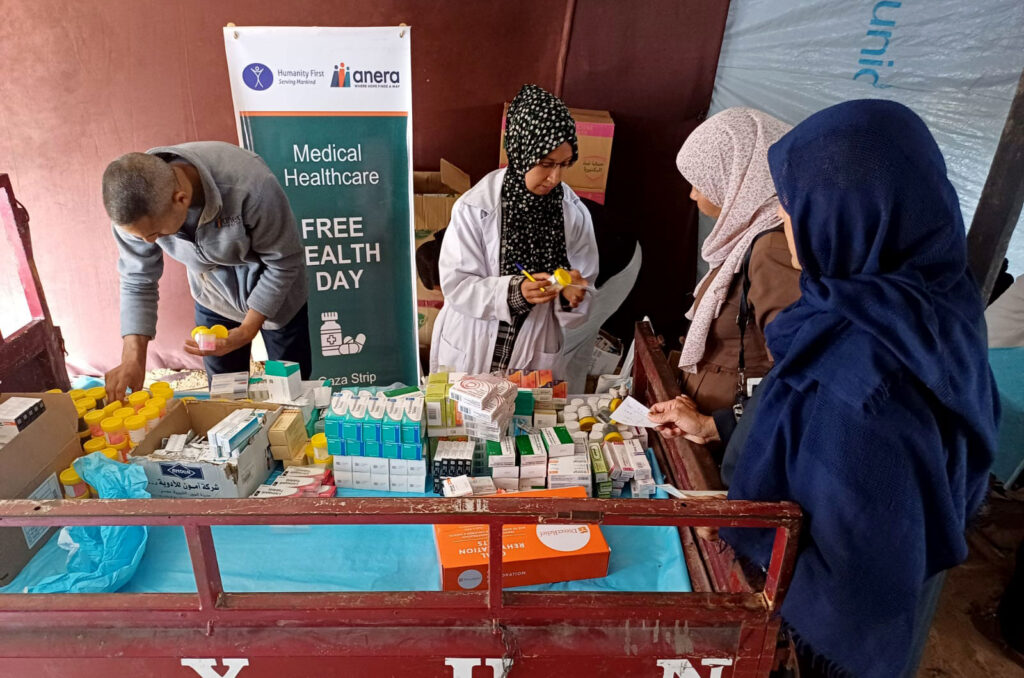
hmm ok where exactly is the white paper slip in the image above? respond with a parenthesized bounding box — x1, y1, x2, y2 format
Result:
(609, 396, 658, 429)
(656, 484, 728, 499)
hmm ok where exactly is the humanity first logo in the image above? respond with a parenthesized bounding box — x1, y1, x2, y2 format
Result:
(329, 60, 400, 88)
(242, 63, 273, 90)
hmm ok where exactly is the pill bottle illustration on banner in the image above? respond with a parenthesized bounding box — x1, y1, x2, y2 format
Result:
(320, 311, 366, 357)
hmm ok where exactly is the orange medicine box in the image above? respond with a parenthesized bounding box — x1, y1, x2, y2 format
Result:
(433, 487, 610, 591)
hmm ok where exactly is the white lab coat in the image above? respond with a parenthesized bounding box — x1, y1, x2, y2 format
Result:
(429, 168, 599, 378)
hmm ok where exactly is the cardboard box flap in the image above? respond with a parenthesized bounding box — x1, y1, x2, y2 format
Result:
(413, 171, 447, 195)
(439, 159, 471, 195)
(413, 160, 470, 196)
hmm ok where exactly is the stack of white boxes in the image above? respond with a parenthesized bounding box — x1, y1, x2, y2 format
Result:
(604, 438, 655, 498)
(386, 456, 429, 493)
(486, 437, 518, 491)
(206, 409, 267, 460)
(516, 433, 547, 491)
(448, 375, 518, 441)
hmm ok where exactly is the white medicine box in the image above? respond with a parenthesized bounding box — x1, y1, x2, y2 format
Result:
(264, 360, 303, 402)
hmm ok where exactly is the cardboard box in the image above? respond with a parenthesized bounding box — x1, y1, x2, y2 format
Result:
(434, 487, 610, 591)
(404, 474, 427, 493)
(414, 160, 472, 348)
(500, 106, 615, 204)
(268, 410, 309, 459)
(131, 400, 281, 498)
(0, 393, 84, 587)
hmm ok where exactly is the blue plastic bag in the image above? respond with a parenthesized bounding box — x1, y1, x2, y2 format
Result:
(23, 453, 150, 593)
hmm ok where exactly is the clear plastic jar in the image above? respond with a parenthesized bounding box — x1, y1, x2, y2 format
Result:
(113, 407, 136, 421)
(128, 391, 150, 412)
(124, 414, 147, 446)
(149, 397, 167, 417)
(83, 437, 107, 456)
(86, 386, 107, 408)
(310, 433, 330, 463)
(111, 439, 130, 461)
(139, 405, 160, 432)
(84, 410, 107, 438)
(60, 467, 91, 499)
(149, 382, 174, 401)
(101, 417, 126, 446)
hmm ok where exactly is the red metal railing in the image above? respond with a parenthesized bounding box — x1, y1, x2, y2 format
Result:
(632, 322, 760, 596)
(0, 496, 799, 630)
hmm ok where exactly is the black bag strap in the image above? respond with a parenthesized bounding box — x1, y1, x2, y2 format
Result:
(735, 225, 784, 413)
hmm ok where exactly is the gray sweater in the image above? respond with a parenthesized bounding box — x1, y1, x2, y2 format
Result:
(114, 142, 307, 337)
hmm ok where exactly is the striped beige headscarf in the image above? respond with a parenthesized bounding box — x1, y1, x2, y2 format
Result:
(677, 107, 792, 373)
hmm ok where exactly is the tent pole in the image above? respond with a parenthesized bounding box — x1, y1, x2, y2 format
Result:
(967, 67, 1024, 302)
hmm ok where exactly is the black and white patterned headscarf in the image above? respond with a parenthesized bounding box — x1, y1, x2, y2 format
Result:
(499, 84, 578, 276)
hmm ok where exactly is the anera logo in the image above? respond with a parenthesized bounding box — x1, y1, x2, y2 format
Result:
(330, 62, 351, 87)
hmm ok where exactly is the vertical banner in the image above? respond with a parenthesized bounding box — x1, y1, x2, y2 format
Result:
(224, 26, 418, 387)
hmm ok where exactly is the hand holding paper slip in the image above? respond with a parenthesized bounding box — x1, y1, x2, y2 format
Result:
(609, 396, 658, 428)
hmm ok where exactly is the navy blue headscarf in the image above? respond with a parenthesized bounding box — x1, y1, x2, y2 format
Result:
(723, 100, 998, 678)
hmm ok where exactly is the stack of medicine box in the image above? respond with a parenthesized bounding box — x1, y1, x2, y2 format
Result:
(251, 463, 336, 497)
(440, 474, 498, 497)
(604, 438, 655, 498)
(485, 437, 518, 491)
(508, 369, 566, 428)
(268, 410, 310, 467)
(542, 425, 593, 496)
(325, 391, 427, 493)
(209, 372, 250, 400)
(206, 409, 267, 460)
(511, 389, 534, 435)
(432, 440, 475, 494)
(588, 443, 613, 498)
(484, 431, 613, 498)
(448, 375, 518, 442)
(516, 433, 548, 491)
(424, 372, 464, 435)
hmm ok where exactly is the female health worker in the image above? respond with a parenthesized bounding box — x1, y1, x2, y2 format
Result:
(430, 85, 598, 377)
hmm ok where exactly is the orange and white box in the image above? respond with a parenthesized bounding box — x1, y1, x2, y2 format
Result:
(434, 487, 610, 591)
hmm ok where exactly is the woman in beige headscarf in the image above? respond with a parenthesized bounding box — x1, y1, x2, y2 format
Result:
(676, 107, 801, 413)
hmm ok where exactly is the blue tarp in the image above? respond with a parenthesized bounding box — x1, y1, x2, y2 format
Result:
(989, 347, 1024, 487)
(1, 451, 690, 594)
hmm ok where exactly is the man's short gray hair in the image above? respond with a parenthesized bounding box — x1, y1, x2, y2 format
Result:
(102, 153, 176, 225)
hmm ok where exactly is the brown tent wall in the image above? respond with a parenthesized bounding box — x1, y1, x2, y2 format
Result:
(0, 0, 728, 375)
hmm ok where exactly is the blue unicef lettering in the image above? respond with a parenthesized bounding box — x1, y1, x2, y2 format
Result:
(853, 1, 900, 89)
(242, 63, 273, 90)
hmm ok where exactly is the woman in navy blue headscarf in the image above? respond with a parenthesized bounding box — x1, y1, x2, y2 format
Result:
(650, 99, 999, 677)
